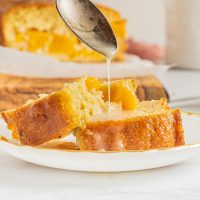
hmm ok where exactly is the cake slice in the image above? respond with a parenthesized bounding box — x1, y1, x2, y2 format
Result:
(0, 0, 126, 62)
(76, 99, 185, 151)
(1, 77, 106, 146)
(1, 77, 185, 150)
(1, 77, 137, 146)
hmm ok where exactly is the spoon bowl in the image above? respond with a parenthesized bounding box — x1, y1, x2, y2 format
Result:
(55, 0, 118, 58)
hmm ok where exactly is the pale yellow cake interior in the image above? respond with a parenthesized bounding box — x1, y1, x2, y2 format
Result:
(2, 4, 126, 62)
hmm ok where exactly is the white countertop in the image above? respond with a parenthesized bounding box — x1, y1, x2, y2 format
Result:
(157, 68, 200, 113)
(0, 151, 200, 200)
(1, 69, 200, 200)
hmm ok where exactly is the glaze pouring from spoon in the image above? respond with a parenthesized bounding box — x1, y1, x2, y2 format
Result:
(56, 0, 118, 112)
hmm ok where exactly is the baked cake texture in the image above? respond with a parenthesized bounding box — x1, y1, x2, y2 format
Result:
(76, 99, 184, 151)
(1, 77, 185, 150)
(0, 0, 126, 62)
(1, 77, 106, 145)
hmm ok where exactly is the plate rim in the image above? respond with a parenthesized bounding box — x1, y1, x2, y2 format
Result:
(1, 111, 200, 154)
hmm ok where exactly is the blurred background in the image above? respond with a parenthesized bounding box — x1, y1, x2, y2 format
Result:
(0, 0, 200, 113)
(96, 0, 165, 46)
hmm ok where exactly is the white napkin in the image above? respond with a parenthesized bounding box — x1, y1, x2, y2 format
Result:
(0, 46, 168, 78)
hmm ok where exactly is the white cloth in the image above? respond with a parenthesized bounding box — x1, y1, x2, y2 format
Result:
(0, 151, 200, 200)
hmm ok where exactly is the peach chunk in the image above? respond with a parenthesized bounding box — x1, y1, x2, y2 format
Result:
(100, 79, 139, 110)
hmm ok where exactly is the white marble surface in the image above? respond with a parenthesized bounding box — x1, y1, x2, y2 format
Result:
(0, 151, 200, 200)
(157, 69, 200, 103)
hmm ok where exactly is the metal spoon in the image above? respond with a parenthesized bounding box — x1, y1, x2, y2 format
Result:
(55, 0, 118, 58)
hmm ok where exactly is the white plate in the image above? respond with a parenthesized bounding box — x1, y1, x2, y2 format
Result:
(0, 112, 200, 172)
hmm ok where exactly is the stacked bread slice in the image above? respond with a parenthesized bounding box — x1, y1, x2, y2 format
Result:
(77, 100, 184, 151)
(1, 77, 185, 150)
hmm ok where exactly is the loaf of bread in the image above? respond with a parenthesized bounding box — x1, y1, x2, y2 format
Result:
(0, 0, 126, 62)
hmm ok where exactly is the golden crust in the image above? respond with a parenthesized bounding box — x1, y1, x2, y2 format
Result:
(76, 109, 185, 151)
(0, 73, 184, 151)
(0, 77, 105, 146)
(1, 92, 71, 146)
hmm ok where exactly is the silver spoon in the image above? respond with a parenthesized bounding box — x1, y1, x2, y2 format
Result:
(55, 0, 118, 58)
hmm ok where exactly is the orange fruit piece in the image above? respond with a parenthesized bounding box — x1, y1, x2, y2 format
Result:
(100, 79, 138, 110)
(85, 77, 101, 91)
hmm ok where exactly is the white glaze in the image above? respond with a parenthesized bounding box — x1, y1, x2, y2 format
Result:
(105, 49, 116, 113)
(106, 57, 112, 113)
